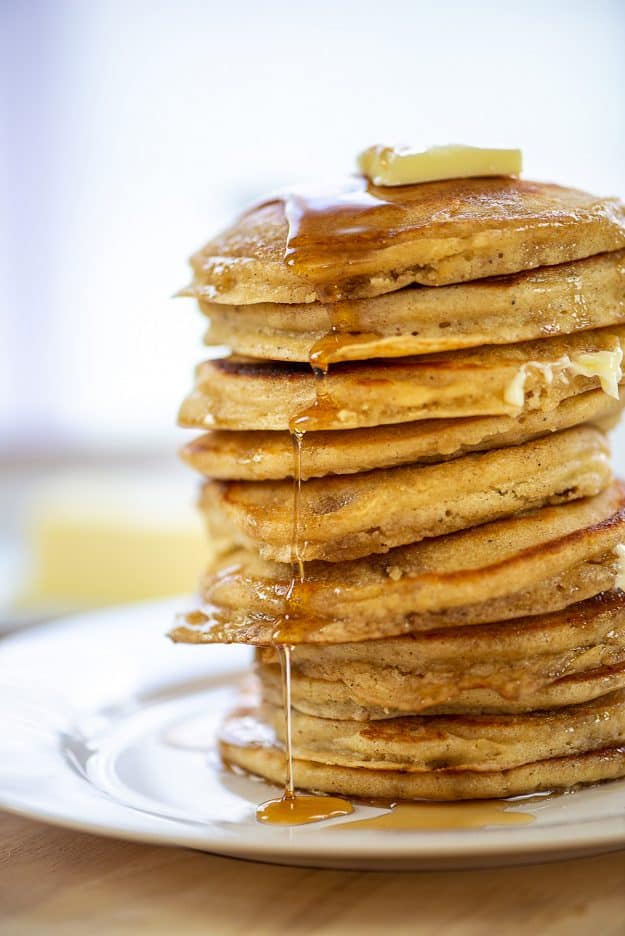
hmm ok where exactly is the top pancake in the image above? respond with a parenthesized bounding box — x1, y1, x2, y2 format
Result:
(202, 250, 625, 363)
(186, 177, 625, 303)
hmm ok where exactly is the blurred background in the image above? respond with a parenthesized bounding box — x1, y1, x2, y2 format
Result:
(2, 0, 625, 623)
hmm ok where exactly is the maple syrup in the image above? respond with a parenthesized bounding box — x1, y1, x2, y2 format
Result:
(282, 176, 409, 287)
(306, 299, 380, 372)
(257, 794, 353, 826)
(256, 551, 353, 823)
(331, 798, 536, 832)
(308, 331, 382, 372)
(273, 175, 535, 300)
(256, 378, 352, 824)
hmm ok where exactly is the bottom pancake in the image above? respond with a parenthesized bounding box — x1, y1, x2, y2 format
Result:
(220, 735, 625, 801)
(220, 694, 625, 800)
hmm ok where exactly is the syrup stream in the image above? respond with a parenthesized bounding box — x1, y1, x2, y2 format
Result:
(256, 378, 352, 824)
(279, 644, 295, 799)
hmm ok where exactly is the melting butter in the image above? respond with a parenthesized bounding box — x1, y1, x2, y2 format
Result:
(504, 346, 623, 409)
(357, 144, 522, 187)
(504, 356, 571, 408)
(569, 347, 623, 398)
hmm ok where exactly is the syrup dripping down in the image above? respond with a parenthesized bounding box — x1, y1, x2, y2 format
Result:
(256, 644, 353, 825)
(256, 372, 352, 825)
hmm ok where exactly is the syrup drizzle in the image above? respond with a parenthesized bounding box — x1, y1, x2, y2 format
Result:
(279, 644, 295, 799)
(274, 174, 534, 300)
(282, 176, 414, 285)
(256, 366, 353, 824)
(257, 191, 407, 822)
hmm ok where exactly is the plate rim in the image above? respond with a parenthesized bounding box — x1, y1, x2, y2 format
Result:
(1, 599, 625, 864)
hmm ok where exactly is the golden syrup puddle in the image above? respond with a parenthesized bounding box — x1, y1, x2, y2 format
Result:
(257, 794, 353, 826)
(330, 798, 537, 832)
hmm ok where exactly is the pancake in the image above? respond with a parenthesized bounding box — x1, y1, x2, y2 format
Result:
(258, 689, 625, 773)
(179, 326, 625, 431)
(282, 592, 625, 669)
(169, 482, 625, 644)
(255, 591, 625, 710)
(220, 713, 625, 800)
(202, 250, 625, 363)
(255, 593, 625, 716)
(186, 177, 625, 304)
(181, 389, 623, 481)
(174, 554, 617, 648)
(260, 653, 625, 719)
(200, 426, 611, 562)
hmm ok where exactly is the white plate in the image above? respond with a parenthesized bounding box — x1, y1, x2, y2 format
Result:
(1, 599, 625, 870)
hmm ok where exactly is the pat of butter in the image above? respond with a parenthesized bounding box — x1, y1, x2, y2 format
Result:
(614, 544, 625, 591)
(504, 346, 623, 409)
(358, 144, 522, 187)
(569, 347, 623, 399)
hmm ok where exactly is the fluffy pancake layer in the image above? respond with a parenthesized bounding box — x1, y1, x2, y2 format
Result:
(169, 482, 625, 644)
(180, 326, 625, 431)
(200, 426, 611, 562)
(220, 712, 625, 800)
(255, 591, 625, 711)
(180, 389, 623, 481)
(202, 250, 625, 363)
(260, 658, 625, 719)
(258, 688, 625, 771)
(256, 593, 625, 717)
(187, 178, 625, 303)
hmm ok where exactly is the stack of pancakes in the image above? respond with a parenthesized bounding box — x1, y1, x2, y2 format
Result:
(172, 173, 625, 799)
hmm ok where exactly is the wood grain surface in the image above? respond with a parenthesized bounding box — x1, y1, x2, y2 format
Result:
(1, 812, 624, 935)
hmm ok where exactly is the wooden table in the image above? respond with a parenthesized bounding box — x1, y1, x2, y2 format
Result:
(1, 812, 624, 934)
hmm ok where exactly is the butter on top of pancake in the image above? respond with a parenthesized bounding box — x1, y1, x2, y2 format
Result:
(357, 143, 522, 187)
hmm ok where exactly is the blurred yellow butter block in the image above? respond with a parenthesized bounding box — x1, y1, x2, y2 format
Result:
(18, 474, 211, 608)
